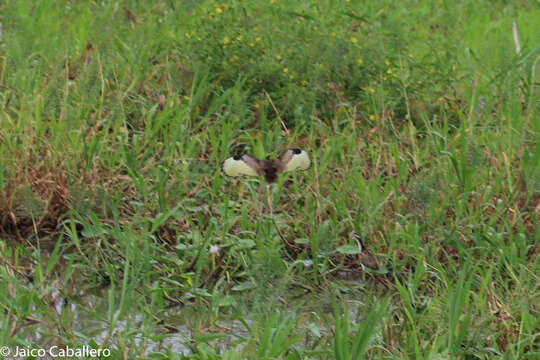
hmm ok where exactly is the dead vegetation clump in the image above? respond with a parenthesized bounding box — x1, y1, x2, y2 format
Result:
(0, 147, 133, 244)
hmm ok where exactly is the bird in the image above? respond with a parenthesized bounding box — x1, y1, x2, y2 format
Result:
(351, 233, 396, 289)
(223, 148, 310, 183)
(223, 148, 310, 216)
(351, 233, 380, 271)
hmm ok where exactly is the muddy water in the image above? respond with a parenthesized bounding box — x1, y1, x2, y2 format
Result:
(14, 276, 374, 356)
(17, 289, 192, 355)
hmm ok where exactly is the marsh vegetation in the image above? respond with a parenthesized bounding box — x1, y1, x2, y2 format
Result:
(0, 0, 539, 358)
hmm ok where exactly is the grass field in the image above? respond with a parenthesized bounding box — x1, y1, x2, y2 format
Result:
(0, 0, 539, 359)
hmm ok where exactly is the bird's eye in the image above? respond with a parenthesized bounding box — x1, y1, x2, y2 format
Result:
(233, 155, 243, 160)
(292, 149, 301, 154)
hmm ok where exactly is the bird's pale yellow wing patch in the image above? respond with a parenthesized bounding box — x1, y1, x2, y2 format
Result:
(223, 156, 260, 177)
(282, 150, 310, 173)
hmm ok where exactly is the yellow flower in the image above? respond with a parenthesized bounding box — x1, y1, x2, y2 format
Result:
(256, 36, 262, 41)
(276, 55, 282, 60)
(385, 60, 390, 66)
(351, 36, 358, 44)
(408, 53, 414, 58)
(368, 87, 375, 93)
(236, 35, 243, 41)
(254, 103, 260, 109)
(249, 42, 254, 47)
(282, 68, 288, 73)
(383, 76, 387, 81)
(357, 58, 363, 65)
(331, 31, 337, 37)
(215, 7, 223, 13)
(223, 37, 230, 44)
(386, 68, 392, 74)
(452, 65, 457, 71)
(369, 115, 375, 120)
(301, 80, 307, 86)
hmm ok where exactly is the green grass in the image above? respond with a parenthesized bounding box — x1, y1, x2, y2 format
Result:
(0, 0, 539, 358)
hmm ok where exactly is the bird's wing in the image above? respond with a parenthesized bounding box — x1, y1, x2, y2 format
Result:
(223, 154, 261, 177)
(278, 149, 311, 173)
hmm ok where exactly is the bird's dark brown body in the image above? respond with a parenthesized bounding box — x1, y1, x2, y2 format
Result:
(260, 159, 281, 183)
